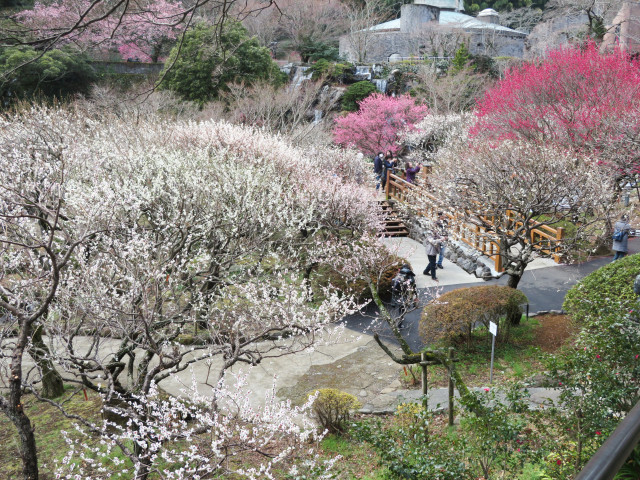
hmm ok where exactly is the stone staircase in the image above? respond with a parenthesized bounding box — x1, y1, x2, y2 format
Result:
(379, 201, 409, 237)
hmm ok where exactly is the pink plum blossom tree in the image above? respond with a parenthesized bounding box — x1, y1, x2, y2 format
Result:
(15, 0, 186, 61)
(333, 93, 429, 156)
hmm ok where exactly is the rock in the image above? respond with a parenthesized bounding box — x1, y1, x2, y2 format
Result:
(359, 407, 373, 414)
(380, 387, 395, 394)
(527, 374, 547, 388)
(359, 390, 368, 398)
(460, 259, 474, 273)
(536, 310, 549, 316)
(475, 266, 485, 278)
(388, 379, 401, 389)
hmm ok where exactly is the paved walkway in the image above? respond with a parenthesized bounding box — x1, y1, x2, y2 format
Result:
(160, 237, 639, 414)
(18, 237, 635, 415)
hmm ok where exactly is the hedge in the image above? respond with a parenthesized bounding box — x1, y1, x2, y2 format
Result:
(420, 285, 528, 348)
(564, 253, 640, 323)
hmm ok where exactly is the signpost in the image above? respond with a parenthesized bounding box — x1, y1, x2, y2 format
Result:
(489, 321, 497, 384)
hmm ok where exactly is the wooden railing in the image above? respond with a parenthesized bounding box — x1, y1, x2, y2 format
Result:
(385, 172, 565, 273)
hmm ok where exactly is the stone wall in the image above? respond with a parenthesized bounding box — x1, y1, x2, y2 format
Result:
(339, 27, 525, 62)
(400, 208, 494, 278)
(469, 29, 526, 58)
(400, 4, 440, 33)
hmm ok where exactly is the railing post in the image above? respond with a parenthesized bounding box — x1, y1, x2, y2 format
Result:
(554, 227, 565, 263)
(421, 352, 428, 411)
(385, 170, 390, 200)
(495, 248, 503, 272)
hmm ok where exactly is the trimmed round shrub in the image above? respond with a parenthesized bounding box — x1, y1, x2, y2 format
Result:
(564, 253, 640, 323)
(341, 81, 377, 112)
(308, 388, 361, 434)
(420, 285, 528, 348)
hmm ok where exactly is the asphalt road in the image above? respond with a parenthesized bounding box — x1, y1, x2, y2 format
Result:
(343, 238, 640, 352)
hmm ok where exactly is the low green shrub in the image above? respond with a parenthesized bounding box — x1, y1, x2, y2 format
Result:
(564, 253, 640, 323)
(352, 406, 472, 479)
(309, 59, 354, 83)
(420, 285, 528, 348)
(308, 388, 361, 434)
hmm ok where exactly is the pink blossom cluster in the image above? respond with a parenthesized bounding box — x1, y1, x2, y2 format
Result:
(333, 93, 429, 156)
(472, 42, 640, 174)
(16, 0, 186, 61)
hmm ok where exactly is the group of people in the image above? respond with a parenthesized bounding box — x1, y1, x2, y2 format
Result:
(373, 150, 423, 191)
(389, 211, 449, 324)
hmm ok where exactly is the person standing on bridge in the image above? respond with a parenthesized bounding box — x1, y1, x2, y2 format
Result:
(423, 231, 444, 281)
(405, 161, 421, 184)
(381, 151, 395, 191)
(374, 152, 384, 191)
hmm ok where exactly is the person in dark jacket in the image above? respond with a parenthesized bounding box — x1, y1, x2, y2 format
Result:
(612, 214, 632, 261)
(405, 161, 421, 184)
(381, 151, 394, 190)
(374, 152, 384, 190)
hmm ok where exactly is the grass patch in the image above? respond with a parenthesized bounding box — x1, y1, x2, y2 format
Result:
(413, 314, 576, 388)
(318, 432, 388, 479)
(0, 387, 104, 479)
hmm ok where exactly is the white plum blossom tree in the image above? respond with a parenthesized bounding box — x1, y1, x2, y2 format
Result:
(434, 139, 616, 288)
(0, 105, 382, 479)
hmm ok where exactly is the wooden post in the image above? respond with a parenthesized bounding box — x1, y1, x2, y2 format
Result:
(385, 170, 390, 199)
(554, 227, 565, 263)
(421, 352, 428, 410)
(495, 248, 502, 272)
(448, 347, 454, 427)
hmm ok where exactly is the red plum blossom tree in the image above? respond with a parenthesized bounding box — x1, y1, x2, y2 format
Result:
(333, 93, 429, 156)
(472, 42, 640, 179)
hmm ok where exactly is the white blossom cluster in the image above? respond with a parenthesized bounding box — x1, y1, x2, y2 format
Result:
(55, 375, 336, 480)
(400, 113, 474, 163)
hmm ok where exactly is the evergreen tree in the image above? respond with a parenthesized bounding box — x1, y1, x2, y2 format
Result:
(160, 21, 285, 105)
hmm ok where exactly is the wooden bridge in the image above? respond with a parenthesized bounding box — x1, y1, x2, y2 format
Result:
(384, 172, 565, 273)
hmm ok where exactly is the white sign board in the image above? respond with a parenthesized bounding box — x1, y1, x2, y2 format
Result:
(489, 321, 497, 336)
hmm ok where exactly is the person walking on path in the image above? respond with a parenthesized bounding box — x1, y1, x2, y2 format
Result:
(436, 211, 448, 269)
(612, 214, 632, 261)
(405, 161, 421, 184)
(423, 231, 444, 280)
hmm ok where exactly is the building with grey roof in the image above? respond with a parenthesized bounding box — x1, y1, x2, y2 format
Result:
(339, 0, 527, 63)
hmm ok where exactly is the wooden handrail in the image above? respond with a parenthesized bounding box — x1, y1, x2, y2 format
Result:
(385, 172, 565, 273)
